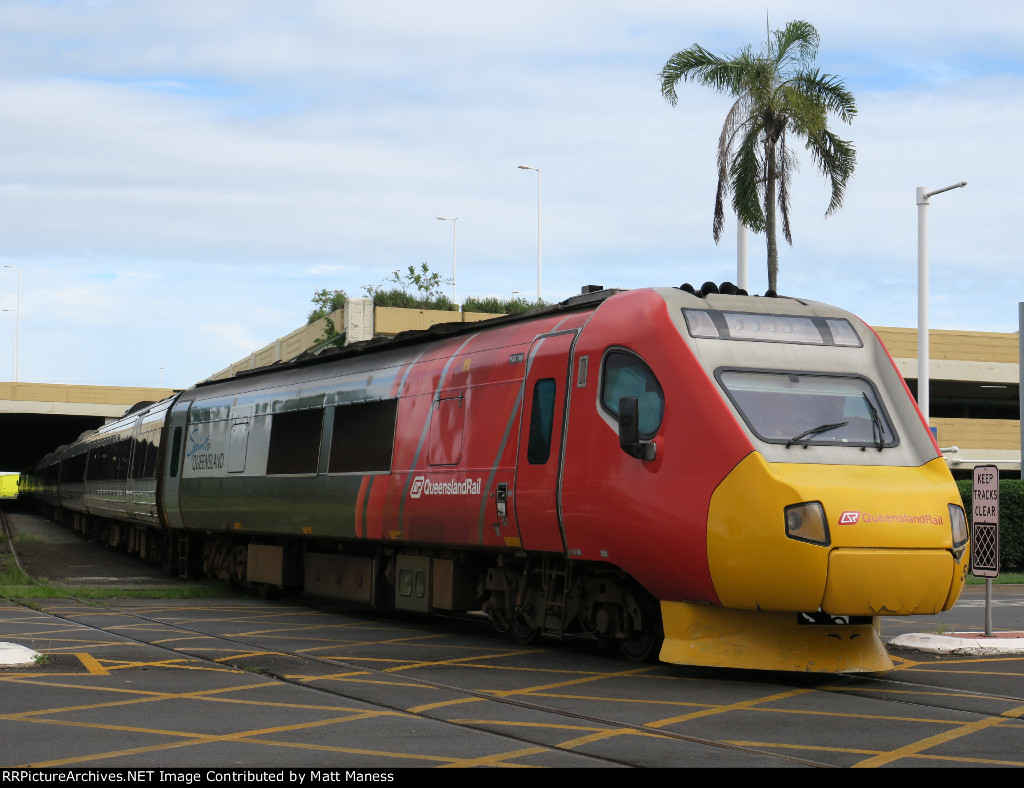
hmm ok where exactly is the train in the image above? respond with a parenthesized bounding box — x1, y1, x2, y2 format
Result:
(19, 283, 970, 673)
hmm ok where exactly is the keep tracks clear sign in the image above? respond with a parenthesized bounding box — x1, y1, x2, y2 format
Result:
(971, 464, 999, 579)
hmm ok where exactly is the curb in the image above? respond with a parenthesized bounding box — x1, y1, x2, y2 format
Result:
(889, 632, 1024, 655)
(0, 641, 41, 666)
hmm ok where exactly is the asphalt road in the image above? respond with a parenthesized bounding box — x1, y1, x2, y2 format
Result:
(2, 505, 1022, 769)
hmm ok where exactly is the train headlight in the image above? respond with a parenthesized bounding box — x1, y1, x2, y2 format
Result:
(948, 504, 968, 561)
(784, 501, 830, 546)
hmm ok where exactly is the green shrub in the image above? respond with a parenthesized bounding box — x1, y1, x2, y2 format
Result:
(956, 478, 1024, 572)
(307, 288, 348, 345)
(462, 295, 548, 315)
(363, 263, 457, 312)
(370, 287, 457, 311)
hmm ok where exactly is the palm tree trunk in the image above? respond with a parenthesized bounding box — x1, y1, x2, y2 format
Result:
(764, 139, 779, 292)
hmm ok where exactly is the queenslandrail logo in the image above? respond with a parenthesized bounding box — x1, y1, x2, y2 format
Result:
(839, 510, 945, 525)
(409, 476, 482, 499)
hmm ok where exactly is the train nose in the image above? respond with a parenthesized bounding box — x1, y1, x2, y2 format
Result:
(706, 453, 969, 615)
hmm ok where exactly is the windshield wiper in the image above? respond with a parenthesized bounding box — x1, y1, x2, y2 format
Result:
(862, 393, 884, 452)
(786, 421, 848, 449)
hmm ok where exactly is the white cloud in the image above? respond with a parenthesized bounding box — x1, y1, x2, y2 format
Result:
(0, 1, 1021, 390)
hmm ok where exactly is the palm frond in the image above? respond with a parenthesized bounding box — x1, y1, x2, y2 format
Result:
(790, 69, 857, 123)
(804, 128, 856, 216)
(776, 131, 794, 246)
(730, 123, 766, 233)
(659, 46, 744, 105)
(773, 20, 819, 70)
(715, 98, 754, 242)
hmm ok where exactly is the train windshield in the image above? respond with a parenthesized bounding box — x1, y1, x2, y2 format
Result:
(715, 369, 898, 449)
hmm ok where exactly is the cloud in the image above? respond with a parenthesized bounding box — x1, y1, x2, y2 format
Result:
(0, 1, 1022, 388)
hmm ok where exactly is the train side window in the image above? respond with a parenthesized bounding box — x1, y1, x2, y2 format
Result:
(62, 452, 86, 483)
(527, 378, 557, 464)
(143, 431, 160, 478)
(130, 437, 146, 479)
(428, 393, 465, 466)
(169, 427, 183, 477)
(329, 399, 399, 473)
(600, 351, 664, 438)
(131, 430, 161, 480)
(267, 408, 324, 475)
(227, 419, 250, 474)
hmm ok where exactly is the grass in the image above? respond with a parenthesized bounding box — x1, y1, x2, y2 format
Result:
(0, 553, 236, 600)
(1, 583, 234, 600)
(966, 572, 1024, 585)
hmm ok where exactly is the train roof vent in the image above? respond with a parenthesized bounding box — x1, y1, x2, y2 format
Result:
(581, 284, 603, 294)
(680, 281, 787, 298)
(560, 287, 620, 308)
(123, 400, 155, 416)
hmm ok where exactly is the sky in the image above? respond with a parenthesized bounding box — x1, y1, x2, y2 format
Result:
(1, 0, 1022, 389)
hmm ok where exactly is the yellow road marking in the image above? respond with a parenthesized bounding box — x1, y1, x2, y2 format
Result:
(288, 670, 373, 682)
(384, 649, 537, 672)
(73, 653, 109, 676)
(436, 746, 551, 768)
(727, 739, 1024, 767)
(852, 702, 1024, 768)
(646, 688, 813, 727)
(407, 697, 481, 713)
(484, 666, 656, 698)
(23, 711, 433, 768)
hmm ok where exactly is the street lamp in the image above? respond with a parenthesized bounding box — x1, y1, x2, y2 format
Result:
(437, 217, 457, 304)
(916, 181, 967, 425)
(1, 309, 14, 381)
(4, 265, 19, 382)
(518, 165, 541, 301)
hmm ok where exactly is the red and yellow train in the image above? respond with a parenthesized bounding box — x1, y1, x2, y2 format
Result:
(21, 284, 970, 672)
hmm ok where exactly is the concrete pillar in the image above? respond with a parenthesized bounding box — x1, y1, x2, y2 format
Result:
(344, 298, 375, 344)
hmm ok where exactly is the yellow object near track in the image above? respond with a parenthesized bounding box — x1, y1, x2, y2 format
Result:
(659, 600, 893, 673)
(664, 453, 970, 673)
(706, 454, 967, 615)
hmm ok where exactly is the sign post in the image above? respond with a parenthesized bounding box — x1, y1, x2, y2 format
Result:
(971, 464, 999, 637)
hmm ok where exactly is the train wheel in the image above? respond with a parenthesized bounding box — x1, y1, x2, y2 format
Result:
(618, 588, 663, 662)
(510, 618, 541, 645)
(618, 628, 662, 662)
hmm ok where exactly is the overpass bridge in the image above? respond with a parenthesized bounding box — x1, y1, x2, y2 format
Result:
(0, 382, 176, 471)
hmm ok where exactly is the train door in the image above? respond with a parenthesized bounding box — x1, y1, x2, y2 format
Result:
(159, 399, 192, 530)
(125, 414, 145, 521)
(513, 330, 576, 553)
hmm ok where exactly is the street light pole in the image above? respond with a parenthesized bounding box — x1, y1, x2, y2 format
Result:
(518, 165, 541, 301)
(437, 217, 458, 303)
(916, 181, 967, 425)
(1, 309, 13, 381)
(4, 265, 19, 382)
(737, 220, 749, 291)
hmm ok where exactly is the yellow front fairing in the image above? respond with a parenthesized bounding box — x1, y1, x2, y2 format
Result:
(707, 454, 968, 615)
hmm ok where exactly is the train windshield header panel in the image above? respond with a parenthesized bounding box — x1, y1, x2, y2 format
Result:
(682, 309, 862, 347)
(715, 369, 897, 449)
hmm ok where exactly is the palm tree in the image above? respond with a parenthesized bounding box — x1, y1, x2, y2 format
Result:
(660, 20, 856, 293)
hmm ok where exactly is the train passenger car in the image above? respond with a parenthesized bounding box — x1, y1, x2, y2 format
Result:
(20, 284, 970, 673)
